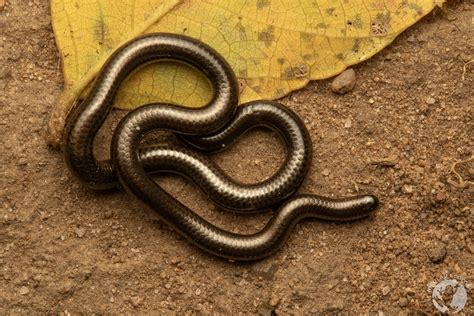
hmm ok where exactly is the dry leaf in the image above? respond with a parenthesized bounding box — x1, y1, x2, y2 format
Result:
(47, 0, 445, 147)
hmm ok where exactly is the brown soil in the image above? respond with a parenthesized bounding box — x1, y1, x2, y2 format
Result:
(1, 1, 472, 314)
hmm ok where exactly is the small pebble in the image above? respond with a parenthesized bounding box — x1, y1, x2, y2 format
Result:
(454, 263, 462, 274)
(344, 118, 352, 128)
(130, 296, 143, 307)
(417, 34, 428, 42)
(18, 158, 28, 166)
(269, 293, 280, 307)
(398, 297, 408, 307)
(434, 192, 447, 203)
(402, 184, 414, 194)
(322, 169, 330, 176)
(467, 243, 474, 254)
(405, 287, 416, 296)
(382, 286, 390, 296)
(19, 286, 29, 295)
(331, 68, 356, 94)
(425, 97, 436, 105)
(459, 53, 471, 62)
(407, 35, 417, 43)
(429, 243, 447, 263)
(75, 228, 86, 238)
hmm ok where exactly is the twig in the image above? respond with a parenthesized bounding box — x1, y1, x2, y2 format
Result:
(448, 155, 473, 189)
(462, 60, 473, 81)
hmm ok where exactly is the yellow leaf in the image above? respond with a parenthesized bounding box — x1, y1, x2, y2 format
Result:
(144, 0, 445, 105)
(47, 0, 182, 146)
(47, 0, 445, 146)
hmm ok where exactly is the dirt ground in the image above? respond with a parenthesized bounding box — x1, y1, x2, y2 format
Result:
(1, 0, 473, 314)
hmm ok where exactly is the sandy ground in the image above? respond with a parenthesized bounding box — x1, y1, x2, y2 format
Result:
(1, 0, 472, 314)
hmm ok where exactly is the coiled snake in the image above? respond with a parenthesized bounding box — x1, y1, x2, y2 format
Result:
(63, 33, 379, 261)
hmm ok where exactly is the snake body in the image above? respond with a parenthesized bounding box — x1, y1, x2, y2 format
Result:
(63, 33, 379, 260)
(141, 101, 312, 211)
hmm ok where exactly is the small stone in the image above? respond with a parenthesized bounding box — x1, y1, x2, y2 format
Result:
(195, 288, 201, 296)
(75, 228, 86, 238)
(429, 243, 447, 263)
(344, 118, 352, 128)
(19, 286, 29, 295)
(398, 297, 408, 307)
(459, 53, 471, 62)
(130, 296, 143, 307)
(327, 298, 345, 310)
(453, 263, 462, 274)
(434, 192, 447, 203)
(269, 293, 280, 307)
(405, 287, 416, 296)
(425, 97, 436, 105)
(252, 261, 278, 280)
(290, 94, 299, 103)
(402, 184, 414, 194)
(330, 68, 356, 94)
(322, 169, 330, 176)
(18, 158, 28, 166)
(417, 34, 428, 43)
(57, 281, 75, 295)
(170, 257, 180, 265)
(467, 243, 474, 254)
(407, 35, 416, 43)
(382, 286, 390, 296)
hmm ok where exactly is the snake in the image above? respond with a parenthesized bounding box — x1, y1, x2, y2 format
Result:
(63, 33, 379, 260)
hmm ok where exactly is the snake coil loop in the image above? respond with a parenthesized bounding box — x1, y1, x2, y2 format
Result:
(63, 33, 379, 260)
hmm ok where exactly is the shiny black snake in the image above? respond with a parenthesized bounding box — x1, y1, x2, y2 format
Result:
(63, 33, 379, 260)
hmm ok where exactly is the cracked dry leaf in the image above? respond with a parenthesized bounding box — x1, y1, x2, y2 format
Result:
(47, 0, 445, 147)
